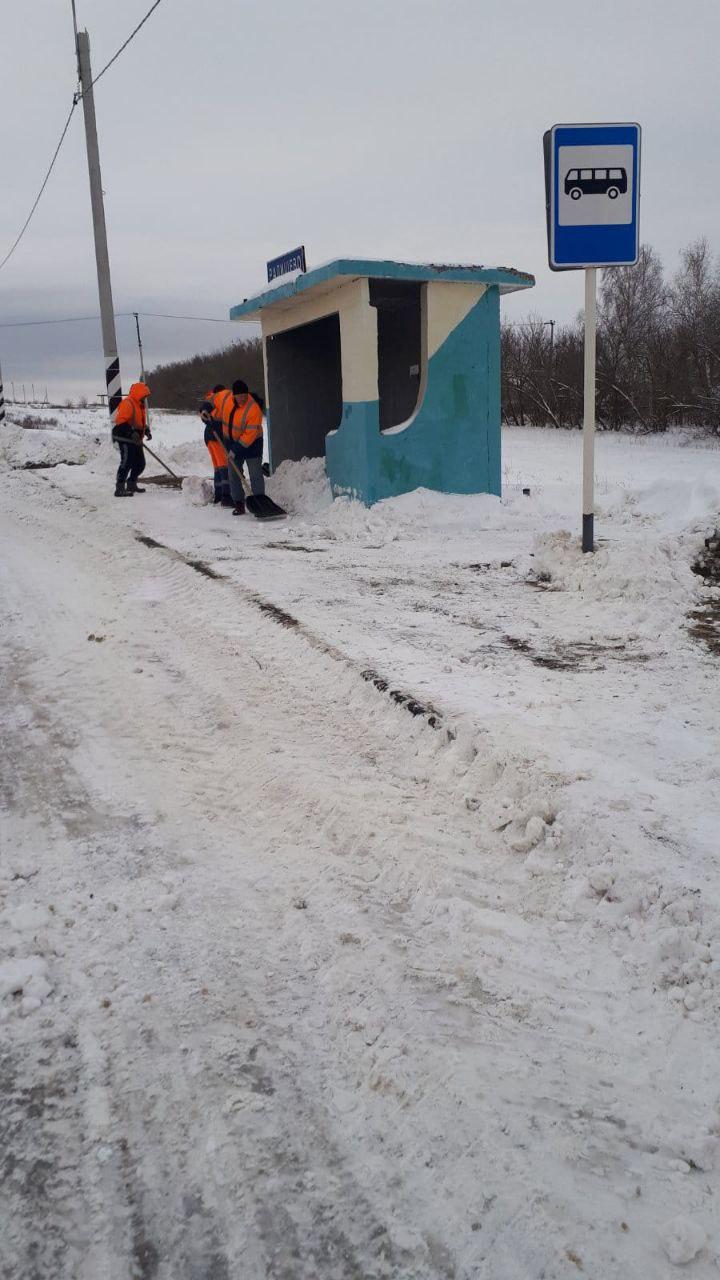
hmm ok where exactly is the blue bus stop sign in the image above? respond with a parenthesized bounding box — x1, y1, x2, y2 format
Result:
(544, 123, 641, 270)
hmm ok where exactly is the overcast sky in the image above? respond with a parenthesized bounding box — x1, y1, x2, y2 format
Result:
(1, 0, 719, 403)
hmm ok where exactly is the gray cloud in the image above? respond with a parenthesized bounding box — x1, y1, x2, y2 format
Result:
(2, 0, 718, 402)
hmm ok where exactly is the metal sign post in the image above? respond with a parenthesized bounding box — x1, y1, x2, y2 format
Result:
(544, 122, 641, 552)
(582, 268, 597, 552)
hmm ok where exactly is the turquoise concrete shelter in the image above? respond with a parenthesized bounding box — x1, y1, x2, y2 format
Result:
(230, 258, 534, 505)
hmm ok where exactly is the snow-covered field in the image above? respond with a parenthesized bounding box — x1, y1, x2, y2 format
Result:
(1, 406, 719, 1279)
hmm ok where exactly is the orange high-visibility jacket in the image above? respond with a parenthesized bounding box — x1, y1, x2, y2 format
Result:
(115, 382, 150, 435)
(221, 394, 263, 447)
(210, 388, 232, 423)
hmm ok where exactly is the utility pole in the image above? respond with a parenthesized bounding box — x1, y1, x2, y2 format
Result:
(76, 27, 122, 418)
(133, 312, 146, 379)
(133, 311, 152, 432)
(0, 356, 5, 425)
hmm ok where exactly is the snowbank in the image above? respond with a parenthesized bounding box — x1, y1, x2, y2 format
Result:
(0, 420, 102, 470)
(532, 529, 699, 611)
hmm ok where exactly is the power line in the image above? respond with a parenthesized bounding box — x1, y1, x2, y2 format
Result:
(141, 312, 250, 324)
(0, 102, 78, 273)
(0, 311, 251, 329)
(0, 0, 167, 274)
(80, 0, 166, 97)
(0, 313, 130, 329)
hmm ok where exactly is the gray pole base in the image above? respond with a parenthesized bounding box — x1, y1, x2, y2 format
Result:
(582, 513, 594, 553)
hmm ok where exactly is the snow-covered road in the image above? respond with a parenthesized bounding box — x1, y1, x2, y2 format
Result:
(1, 414, 719, 1278)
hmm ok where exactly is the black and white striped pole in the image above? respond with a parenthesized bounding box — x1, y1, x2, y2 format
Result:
(76, 29, 122, 417)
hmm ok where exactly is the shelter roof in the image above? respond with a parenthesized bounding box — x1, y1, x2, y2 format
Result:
(229, 258, 535, 322)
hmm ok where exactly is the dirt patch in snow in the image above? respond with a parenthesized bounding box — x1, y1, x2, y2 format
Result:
(502, 634, 653, 671)
(143, 474, 184, 488)
(687, 598, 720, 655)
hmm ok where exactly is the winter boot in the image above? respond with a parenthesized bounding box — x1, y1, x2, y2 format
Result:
(114, 483, 133, 497)
(232, 499, 246, 516)
(127, 480, 145, 494)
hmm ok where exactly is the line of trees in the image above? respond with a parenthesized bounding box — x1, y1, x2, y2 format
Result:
(502, 239, 720, 433)
(147, 337, 263, 410)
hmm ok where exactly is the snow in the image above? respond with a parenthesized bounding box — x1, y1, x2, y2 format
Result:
(661, 1217, 707, 1266)
(181, 475, 214, 505)
(1, 404, 719, 1277)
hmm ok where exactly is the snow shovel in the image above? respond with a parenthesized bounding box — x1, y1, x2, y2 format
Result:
(213, 429, 287, 520)
(139, 438, 183, 487)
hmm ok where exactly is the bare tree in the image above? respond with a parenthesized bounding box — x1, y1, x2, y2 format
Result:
(669, 239, 720, 432)
(501, 238, 720, 435)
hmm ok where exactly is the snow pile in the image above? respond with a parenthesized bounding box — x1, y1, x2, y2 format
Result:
(532, 529, 699, 614)
(266, 456, 333, 517)
(660, 1216, 707, 1265)
(609, 476, 720, 533)
(583, 863, 720, 1015)
(0, 897, 55, 1017)
(164, 438, 208, 471)
(182, 475, 214, 506)
(0, 420, 101, 470)
(460, 747, 560, 865)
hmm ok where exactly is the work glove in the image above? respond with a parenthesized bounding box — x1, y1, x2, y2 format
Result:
(145, 428, 152, 441)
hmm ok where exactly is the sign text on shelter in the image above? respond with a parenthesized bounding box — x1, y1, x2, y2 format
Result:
(267, 246, 307, 283)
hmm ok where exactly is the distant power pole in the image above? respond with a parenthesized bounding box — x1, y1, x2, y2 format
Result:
(76, 28, 122, 418)
(133, 312, 146, 380)
(0, 356, 5, 424)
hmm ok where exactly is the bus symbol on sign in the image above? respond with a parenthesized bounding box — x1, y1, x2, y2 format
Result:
(544, 122, 641, 269)
(564, 167, 627, 200)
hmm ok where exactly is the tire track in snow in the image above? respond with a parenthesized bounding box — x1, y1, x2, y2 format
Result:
(133, 531, 447, 732)
(4, 464, 719, 1278)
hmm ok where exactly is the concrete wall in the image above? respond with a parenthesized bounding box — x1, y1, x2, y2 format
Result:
(261, 275, 501, 505)
(261, 276, 377, 404)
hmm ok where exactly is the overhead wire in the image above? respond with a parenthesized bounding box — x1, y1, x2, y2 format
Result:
(80, 0, 166, 97)
(139, 312, 250, 324)
(0, 311, 252, 329)
(0, 0, 167, 274)
(0, 103, 78, 273)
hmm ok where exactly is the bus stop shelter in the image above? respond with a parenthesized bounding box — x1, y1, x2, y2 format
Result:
(230, 258, 534, 505)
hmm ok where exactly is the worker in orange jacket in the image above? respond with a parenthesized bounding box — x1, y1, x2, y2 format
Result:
(112, 381, 151, 497)
(201, 385, 231, 505)
(204, 380, 264, 516)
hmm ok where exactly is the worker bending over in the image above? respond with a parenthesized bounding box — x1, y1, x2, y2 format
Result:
(112, 381, 151, 497)
(201, 385, 231, 504)
(206, 380, 264, 516)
